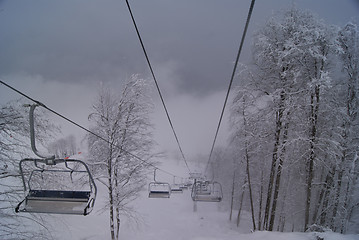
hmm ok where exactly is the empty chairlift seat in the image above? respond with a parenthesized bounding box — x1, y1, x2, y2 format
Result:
(179, 183, 188, 190)
(170, 176, 184, 193)
(171, 184, 183, 193)
(148, 182, 171, 198)
(15, 105, 97, 215)
(21, 190, 92, 215)
(191, 180, 223, 202)
(16, 158, 97, 216)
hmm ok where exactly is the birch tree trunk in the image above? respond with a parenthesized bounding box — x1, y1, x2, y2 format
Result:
(109, 174, 115, 240)
(229, 169, 236, 221)
(245, 144, 256, 231)
(237, 178, 247, 227)
(319, 168, 335, 226)
(269, 120, 289, 231)
(258, 171, 264, 230)
(311, 167, 328, 224)
(305, 87, 319, 231)
(264, 92, 285, 230)
(242, 98, 256, 230)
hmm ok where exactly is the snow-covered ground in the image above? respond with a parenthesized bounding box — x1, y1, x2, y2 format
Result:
(48, 186, 358, 240)
(40, 158, 359, 240)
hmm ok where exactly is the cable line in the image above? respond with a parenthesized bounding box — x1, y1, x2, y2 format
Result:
(0, 80, 181, 178)
(125, 0, 191, 173)
(204, 0, 256, 174)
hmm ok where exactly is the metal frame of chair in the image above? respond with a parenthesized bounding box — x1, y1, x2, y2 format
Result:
(191, 179, 223, 202)
(148, 169, 171, 198)
(15, 104, 97, 215)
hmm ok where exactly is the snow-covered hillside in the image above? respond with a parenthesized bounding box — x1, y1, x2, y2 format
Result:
(47, 183, 358, 240)
(41, 158, 359, 240)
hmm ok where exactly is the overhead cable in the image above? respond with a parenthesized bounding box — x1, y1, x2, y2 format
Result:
(125, 0, 192, 173)
(204, 0, 256, 174)
(0, 80, 181, 178)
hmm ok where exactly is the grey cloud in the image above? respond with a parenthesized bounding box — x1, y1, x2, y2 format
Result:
(0, 0, 358, 95)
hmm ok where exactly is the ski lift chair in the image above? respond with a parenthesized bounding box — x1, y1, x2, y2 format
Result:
(185, 179, 193, 188)
(171, 176, 183, 193)
(198, 181, 211, 194)
(148, 168, 171, 198)
(189, 172, 203, 180)
(179, 183, 188, 190)
(178, 178, 187, 190)
(148, 182, 171, 198)
(171, 184, 183, 193)
(15, 104, 97, 215)
(191, 180, 223, 202)
(16, 158, 97, 215)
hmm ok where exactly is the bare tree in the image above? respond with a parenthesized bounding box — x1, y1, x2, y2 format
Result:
(48, 135, 77, 158)
(87, 75, 156, 240)
(332, 21, 359, 233)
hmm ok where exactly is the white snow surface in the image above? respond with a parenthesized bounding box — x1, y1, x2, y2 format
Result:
(40, 157, 358, 240)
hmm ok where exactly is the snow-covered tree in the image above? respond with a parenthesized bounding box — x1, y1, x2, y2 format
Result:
(228, 7, 358, 233)
(230, 73, 275, 231)
(329, 21, 359, 233)
(48, 135, 77, 158)
(250, 8, 332, 231)
(87, 75, 156, 240)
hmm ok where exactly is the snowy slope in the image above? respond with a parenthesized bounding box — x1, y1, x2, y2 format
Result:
(37, 157, 358, 240)
(120, 189, 359, 240)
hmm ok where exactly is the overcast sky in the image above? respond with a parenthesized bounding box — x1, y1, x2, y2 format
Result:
(1, 0, 358, 169)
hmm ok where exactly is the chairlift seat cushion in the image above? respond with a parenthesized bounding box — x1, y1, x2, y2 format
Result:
(149, 191, 170, 198)
(28, 190, 91, 201)
(196, 190, 211, 195)
(21, 190, 92, 215)
(171, 188, 183, 193)
(193, 195, 222, 202)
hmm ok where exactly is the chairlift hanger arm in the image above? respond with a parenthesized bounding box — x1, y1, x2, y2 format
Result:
(28, 104, 55, 160)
